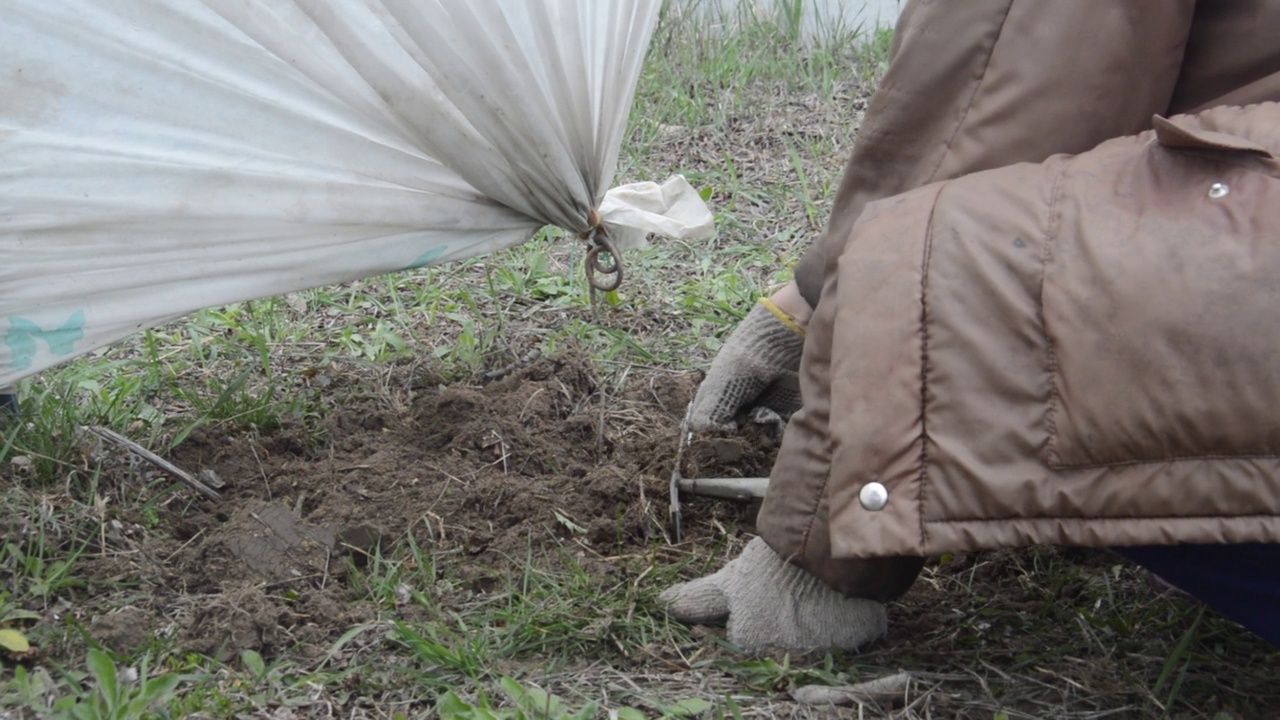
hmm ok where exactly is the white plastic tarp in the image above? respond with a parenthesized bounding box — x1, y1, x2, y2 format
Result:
(0, 0, 714, 386)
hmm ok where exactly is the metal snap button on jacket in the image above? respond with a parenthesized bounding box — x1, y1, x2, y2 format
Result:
(859, 482, 889, 511)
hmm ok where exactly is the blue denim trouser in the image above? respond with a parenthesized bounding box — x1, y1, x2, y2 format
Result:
(1116, 544, 1280, 647)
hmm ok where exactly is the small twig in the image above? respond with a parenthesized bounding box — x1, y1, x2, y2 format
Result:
(84, 425, 220, 500)
(483, 346, 542, 382)
(249, 443, 271, 500)
(263, 574, 326, 589)
(162, 527, 207, 564)
(596, 401, 607, 464)
(248, 511, 275, 531)
(425, 510, 447, 542)
(595, 383, 611, 466)
(490, 430, 509, 474)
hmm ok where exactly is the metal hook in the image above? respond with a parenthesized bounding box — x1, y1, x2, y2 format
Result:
(583, 226, 624, 293)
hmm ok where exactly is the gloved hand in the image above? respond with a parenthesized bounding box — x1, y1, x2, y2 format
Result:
(689, 299, 806, 431)
(659, 537, 887, 653)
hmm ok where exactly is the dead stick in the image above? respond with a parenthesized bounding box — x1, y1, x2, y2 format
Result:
(84, 425, 221, 500)
(791, 672, 913, 706)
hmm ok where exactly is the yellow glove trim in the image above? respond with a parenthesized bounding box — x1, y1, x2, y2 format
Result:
(758, 297, 806, 337)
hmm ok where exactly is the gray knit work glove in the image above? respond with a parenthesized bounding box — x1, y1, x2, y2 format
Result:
(659, 538, 888, 653)
(689, 301, 806, 431)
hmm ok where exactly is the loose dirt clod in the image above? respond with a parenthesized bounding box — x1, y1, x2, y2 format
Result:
(88, 607, 155, 655)
(220, 501, 336, 582)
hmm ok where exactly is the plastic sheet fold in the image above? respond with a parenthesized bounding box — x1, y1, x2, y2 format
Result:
(0, 0, 714, 384)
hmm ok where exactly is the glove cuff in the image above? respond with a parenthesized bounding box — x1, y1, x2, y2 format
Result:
(757, 297, 806, 337)
(737, 537, 877, 605)
(736, 303, 805, 372)
(734, 537, 824, 596)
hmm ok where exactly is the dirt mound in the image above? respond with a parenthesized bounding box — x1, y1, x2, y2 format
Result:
(88, 353, 780, 659)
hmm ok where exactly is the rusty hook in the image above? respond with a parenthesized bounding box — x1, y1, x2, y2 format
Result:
(584, 226, 624, 293)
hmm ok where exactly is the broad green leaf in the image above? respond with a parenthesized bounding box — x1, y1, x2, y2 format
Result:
(2, 609, 43, 623)
(518, 686, 560, 715)
(240, 649, 266, 678)
(0, 628, 30, 653)
(665, 698, 714, 716)
(326, 622, 376, 659)
(498, 676, 524, 703)
(85, 649, 118, 706)
(436, 691, 475, 719)
(553, 511, 587, 535)
(140, 672, 182, 702)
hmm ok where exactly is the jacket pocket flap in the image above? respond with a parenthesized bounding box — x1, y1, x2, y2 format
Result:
(1152, 114, 1276, 157)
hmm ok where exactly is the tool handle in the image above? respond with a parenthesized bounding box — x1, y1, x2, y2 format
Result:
(677, 477, 768, 500)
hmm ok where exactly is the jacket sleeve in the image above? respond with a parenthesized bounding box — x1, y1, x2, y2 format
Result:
(792, 0, 1197, 307)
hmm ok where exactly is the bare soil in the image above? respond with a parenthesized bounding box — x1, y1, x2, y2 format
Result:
(75, 353, 766, 660)
(62, 352, 1280, 718)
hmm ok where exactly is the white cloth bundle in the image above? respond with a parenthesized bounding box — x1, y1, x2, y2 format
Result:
(0, 0, 714, 385)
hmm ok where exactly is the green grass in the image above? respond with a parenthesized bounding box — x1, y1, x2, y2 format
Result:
(2, 4, 1275, 719)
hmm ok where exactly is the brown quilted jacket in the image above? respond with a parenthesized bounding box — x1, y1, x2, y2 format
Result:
(760, 0, 1280, 600)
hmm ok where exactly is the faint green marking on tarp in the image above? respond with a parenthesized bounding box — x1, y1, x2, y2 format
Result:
(405, 245, 446, 270)
(5, 310, 86, 371)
